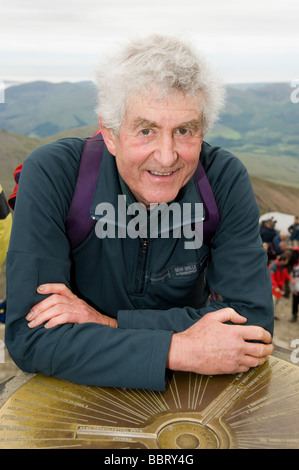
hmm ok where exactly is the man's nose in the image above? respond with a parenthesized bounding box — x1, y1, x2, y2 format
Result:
(153, 134, 178, 167)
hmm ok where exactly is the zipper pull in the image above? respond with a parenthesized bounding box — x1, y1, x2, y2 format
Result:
(141, 239, 148, 253)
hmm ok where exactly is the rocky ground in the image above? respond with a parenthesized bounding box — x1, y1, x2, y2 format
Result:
(0, 294, 298, 384)
(272, 295, 299, 350)
(0, 269, 20, 383)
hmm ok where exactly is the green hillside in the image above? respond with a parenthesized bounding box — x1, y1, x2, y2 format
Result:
(206, 82, 299, 187)
(0, 126, 98, 198)
(0, 80, 298, 214)
(1, 126, 299, 217)
(0, 129, 42, 196)
(0, 81, 98, 137)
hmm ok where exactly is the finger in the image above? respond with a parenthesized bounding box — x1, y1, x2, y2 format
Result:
(241, 325, 273, 344)
(211, 308, 247, 325)
(244, 341, 274, 358)
(26, 293, 75, 320)
(241, 354, 271, 370)
(37, 283, 76, 298)
(27, 303, 72, 328)
(44, 313, 74, 329)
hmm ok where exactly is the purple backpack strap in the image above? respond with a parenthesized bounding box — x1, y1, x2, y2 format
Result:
(194, 159, 220, 302)
(194, 159, 220, 246)
(66, 133, 104, 249)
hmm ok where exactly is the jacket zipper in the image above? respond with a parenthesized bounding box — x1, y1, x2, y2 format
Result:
(136, 238, 148, 294)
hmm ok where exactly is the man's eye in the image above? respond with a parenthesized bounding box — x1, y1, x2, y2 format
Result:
(141, 128, 151, 136)
(176, 128, 190, 135)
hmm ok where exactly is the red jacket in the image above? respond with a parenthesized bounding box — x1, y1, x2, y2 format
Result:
(269, 259, 291, 298)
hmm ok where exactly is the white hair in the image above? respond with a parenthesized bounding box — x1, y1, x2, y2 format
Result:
(95, 35, 226, 135)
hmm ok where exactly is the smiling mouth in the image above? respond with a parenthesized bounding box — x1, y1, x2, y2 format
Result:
(148, 170, 176, 176)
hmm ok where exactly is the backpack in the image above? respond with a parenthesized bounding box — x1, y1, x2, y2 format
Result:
(8, 133, 220, 250)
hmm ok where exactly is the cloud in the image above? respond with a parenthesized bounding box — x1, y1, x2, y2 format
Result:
(1, 0, 299, 83)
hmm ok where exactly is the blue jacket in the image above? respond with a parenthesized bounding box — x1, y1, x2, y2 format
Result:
(5, 138, 274, 390)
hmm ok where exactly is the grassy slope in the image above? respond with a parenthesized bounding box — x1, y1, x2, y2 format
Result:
(1, 125, 299, 216)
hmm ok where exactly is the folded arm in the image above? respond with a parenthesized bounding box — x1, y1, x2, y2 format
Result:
(26, 283, 273, 377)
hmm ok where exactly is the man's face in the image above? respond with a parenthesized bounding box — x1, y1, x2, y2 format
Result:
(101, 91, 204, 208)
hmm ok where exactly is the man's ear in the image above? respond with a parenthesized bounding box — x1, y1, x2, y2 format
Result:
(98, 118, 117, 156)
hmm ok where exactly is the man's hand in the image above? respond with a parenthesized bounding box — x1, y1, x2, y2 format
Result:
(167, 308, 274, 375)
(26, 283, 117, 329)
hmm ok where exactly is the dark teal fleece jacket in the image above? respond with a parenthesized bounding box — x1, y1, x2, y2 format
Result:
(5, 138, 274, 390)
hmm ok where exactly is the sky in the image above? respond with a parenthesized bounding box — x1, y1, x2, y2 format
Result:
(1, 0, 299, 85)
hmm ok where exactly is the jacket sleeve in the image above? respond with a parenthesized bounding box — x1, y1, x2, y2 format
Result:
(5, 142, 172, 391)
(118, 155, 274, 336)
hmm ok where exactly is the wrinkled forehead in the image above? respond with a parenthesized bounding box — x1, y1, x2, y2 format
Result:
(122, 87, 203, 127)
(126, 84, 202, 108)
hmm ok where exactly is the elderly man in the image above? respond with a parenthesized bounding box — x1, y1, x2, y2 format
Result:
(5, 35, 274, 391)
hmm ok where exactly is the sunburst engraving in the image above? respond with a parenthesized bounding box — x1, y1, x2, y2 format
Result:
(0, 355, 299, 448)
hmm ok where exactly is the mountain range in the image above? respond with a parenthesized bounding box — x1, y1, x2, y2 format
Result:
(0, 80, 299, 215)
(0, 81, 98, 137)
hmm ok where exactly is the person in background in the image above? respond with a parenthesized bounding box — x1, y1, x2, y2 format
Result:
(260, 218, 279, 263)
(269, 252, 294, 319)
(272, 233, 290, 257)
(289, 248, 299, 322)
(288, 216, 299, 247)
(260, 218, 277, 246)
(0, 184, 12, 323)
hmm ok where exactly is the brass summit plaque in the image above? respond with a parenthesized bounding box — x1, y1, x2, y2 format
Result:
(0, 353, 299, 449)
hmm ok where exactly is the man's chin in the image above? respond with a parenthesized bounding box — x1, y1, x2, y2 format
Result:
(145, 194, 180, 208)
